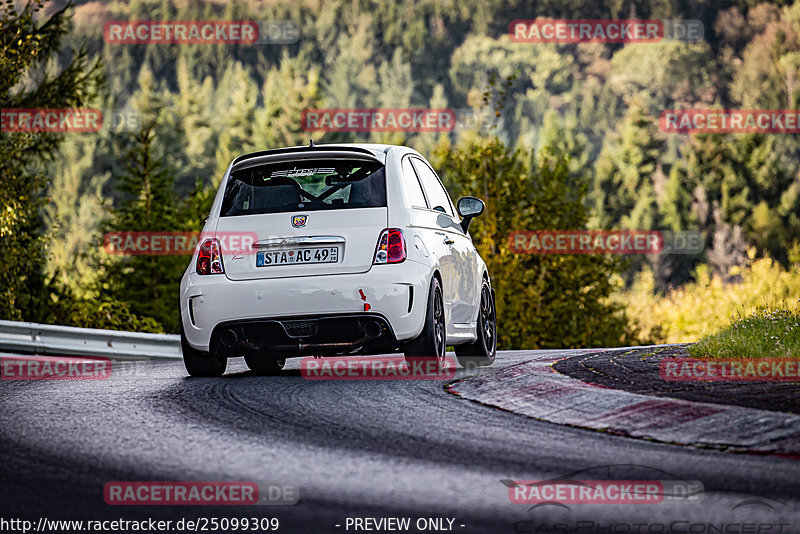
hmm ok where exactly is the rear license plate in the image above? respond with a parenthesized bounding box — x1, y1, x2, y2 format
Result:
(256, 246, 339, 267)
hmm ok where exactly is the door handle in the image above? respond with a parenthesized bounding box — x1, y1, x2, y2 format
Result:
(443, 237, 454, 245)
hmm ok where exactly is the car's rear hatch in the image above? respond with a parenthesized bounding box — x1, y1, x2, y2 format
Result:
(215, 149, 387, 281)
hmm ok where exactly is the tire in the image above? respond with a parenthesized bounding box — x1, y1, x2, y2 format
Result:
(244, 354, 286, 376)
(181, 320, 227, 377)
(455, 281, 496, 369)
(403, 276, 446, 364)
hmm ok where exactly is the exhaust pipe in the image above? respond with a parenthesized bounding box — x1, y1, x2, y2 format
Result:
(364, 321, 382, 340)
(219, 328, 239, 348)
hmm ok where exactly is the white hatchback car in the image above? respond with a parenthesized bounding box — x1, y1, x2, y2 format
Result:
(179, 143, 496, 376)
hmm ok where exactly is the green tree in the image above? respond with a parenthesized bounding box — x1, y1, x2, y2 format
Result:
(170, 56, 217, 189)
(213, 61, 258, 179)
(0, 0, 102, 320)
(96, 123, 185, 332)
(434, 134, 631, 349)
(608, 41, 718, 114)
(369, 48, 415, 146)
(536, 109, 592, 184)
(43, 135, 110, 299)
(675, 131, 800, 267)
(592, 100, 662, 232)
(731, 2, 800, 110)
(252, 52, 322, 152)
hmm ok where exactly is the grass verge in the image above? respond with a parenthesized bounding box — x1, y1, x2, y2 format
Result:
(688, 306, 800, 359)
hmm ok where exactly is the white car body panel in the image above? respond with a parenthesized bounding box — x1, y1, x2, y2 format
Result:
(180, 143, 489, 353)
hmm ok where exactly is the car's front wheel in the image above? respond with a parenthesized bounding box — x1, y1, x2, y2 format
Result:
(455, 281, 496, 369)
(403, 275, 446, 364)
(181, 321, 227, 377)
(244, 354, 286, 375)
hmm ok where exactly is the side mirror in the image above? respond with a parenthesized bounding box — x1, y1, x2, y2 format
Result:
(456, 196, 485, 233)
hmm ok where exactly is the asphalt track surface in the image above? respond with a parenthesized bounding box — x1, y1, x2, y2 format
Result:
(1, 349, 799, 534)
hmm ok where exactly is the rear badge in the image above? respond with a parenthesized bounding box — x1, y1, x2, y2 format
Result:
(292, 214, 308, 228)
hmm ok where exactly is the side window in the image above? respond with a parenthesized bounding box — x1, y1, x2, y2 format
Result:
(411, 158, 454, 217)
(401, 157, 428, 209)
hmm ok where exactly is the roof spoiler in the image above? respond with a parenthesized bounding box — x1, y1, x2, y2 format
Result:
(231, 144, 382, 168)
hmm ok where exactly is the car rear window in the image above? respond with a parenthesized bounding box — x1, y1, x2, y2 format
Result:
(220, 159, 386, 217)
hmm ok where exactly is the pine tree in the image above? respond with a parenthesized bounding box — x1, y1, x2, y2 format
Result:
(677, 132, 799, 267)
(213, 62, 258, 179)
(171, 56, 216, 189)
(369, 49, 415, 146)
(43, 135, 110, 299)
(252, 52, 321, 151)
(592, 100, 662, 231)
(0, 0, 102, 321)
(97, 123, 185, 332)
(590, 100, 665, 286)
(536, 109, 591, 184)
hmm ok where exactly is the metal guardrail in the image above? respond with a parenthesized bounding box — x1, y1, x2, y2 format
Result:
(0, 320, 181, 360)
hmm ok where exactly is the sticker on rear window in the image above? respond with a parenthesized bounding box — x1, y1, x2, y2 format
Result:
(272, 167, 336, 178)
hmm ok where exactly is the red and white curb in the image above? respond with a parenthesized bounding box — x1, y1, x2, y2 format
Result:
(446, 351, 800, 457)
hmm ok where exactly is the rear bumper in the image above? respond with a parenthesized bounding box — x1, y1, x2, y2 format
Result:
(212, 314, 396, 357)
(180, 261, 431, 352)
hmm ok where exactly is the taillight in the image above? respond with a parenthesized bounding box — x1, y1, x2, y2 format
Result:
(374, 228, 406, 264)
(196, 238, 225, 275)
